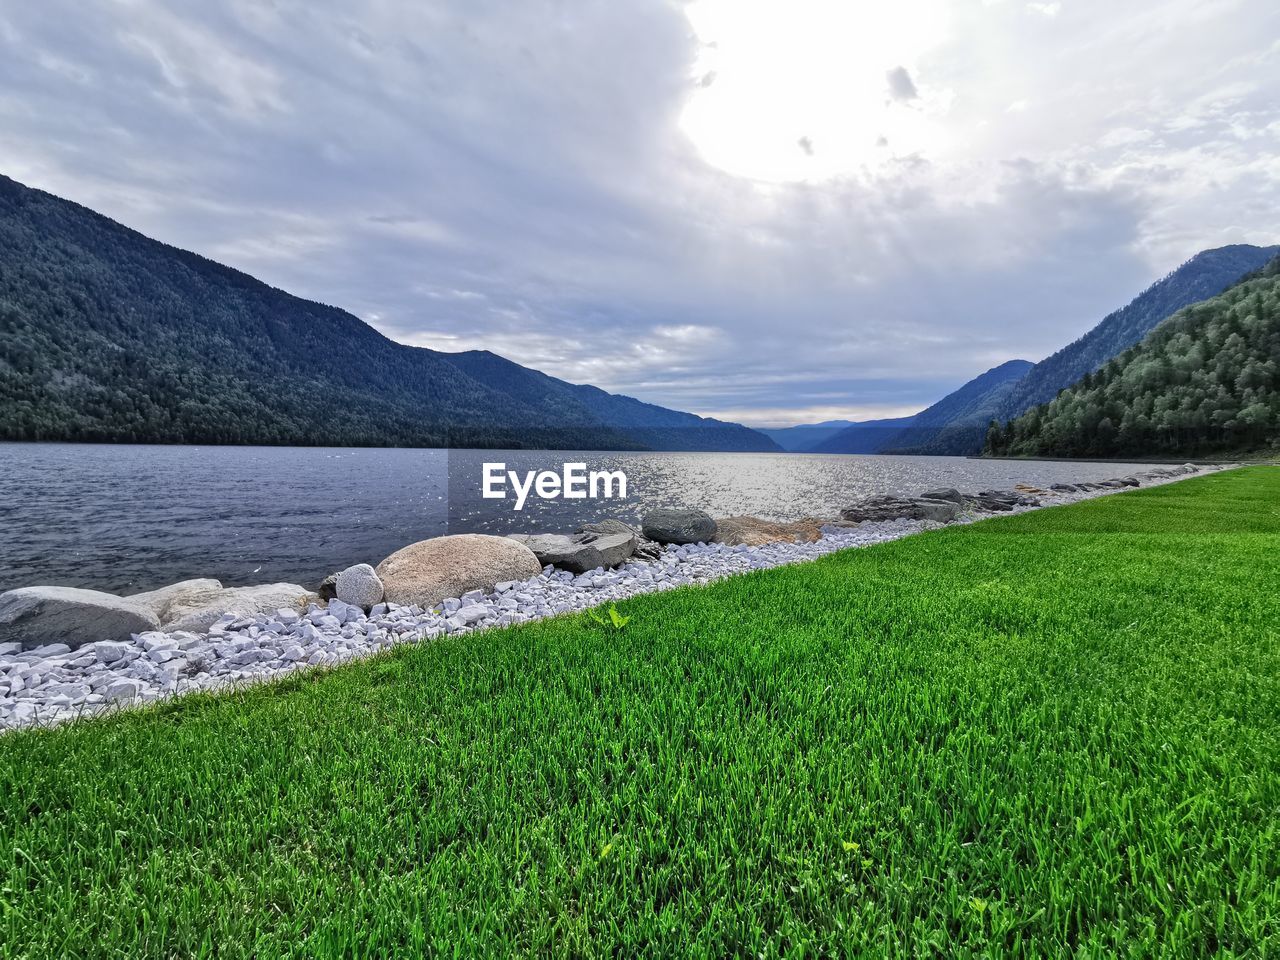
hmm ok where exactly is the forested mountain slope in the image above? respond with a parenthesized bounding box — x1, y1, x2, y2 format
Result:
(986, 257, 1280, 458)
(0, 175, 777, 452)
(851, 245, 1279, 457)
(995, 244, 1280, 425)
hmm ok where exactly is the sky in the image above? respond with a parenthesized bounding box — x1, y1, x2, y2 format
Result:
(1, 1, 1277, 428)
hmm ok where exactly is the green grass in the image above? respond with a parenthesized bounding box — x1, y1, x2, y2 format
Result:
(2, 469, 1278, 958)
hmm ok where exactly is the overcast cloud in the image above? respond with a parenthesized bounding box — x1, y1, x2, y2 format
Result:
(1, 0, 1277, 426)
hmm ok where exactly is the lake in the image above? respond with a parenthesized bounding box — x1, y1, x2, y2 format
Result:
(0, 443, 1156, 594)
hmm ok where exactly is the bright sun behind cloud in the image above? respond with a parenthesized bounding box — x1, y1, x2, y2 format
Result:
(680, 0, 955, 182)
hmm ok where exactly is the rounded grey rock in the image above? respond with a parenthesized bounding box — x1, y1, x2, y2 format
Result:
(0, 586, 161, 651)
(918, 487, 964, 505)
(913, 498, 961, 522)
(376, 534, 542, 608)
(641, 509, 717, 545)
(335, 564, 384, 607)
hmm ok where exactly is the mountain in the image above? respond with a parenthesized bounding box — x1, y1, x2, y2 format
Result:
(835, 244, 1280, 457)
(757, 419, 855, 452)
(0, 175, 778, 452)
(814, 361, 1033, 455)
(793, 417, 912, 454)
(436, 349, 778, 451)
(987, 256, 1280, 458)
(879, 360, 1035, 454)
(995, 244, 1280, 425)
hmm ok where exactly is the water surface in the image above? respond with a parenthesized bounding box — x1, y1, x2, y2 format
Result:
(0, 443, 1154, 593)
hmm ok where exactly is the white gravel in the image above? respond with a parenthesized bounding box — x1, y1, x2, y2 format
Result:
(0, 465, 1225, 732)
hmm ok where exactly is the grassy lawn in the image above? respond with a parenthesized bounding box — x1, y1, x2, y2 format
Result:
(1, 468, 1278, 958)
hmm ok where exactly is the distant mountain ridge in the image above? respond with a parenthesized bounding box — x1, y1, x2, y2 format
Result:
(758, 419, 855, 452)
(813, 361, 1033, 455)
(800, 417, 917, 454)
(987, 255, 1280, 458)
(0, 175, 778, 452)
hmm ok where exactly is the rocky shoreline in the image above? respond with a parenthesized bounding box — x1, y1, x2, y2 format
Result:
(0, 464, 1220, 732)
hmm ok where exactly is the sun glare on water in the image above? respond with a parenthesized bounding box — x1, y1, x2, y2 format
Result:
(680, 0, 954, 183)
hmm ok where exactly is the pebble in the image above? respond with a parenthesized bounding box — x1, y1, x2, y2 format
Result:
(105, 678, 145, 702)
(95, 642, 136, 664)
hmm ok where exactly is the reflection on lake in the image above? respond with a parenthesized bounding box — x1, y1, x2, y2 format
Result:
(0, 443, 1155, 593)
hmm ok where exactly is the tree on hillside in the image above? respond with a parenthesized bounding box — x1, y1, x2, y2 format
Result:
(985, 258, 1280, 459)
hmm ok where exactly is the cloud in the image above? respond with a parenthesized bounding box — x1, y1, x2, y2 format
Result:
(0, 0, 1276, 426)
(885, 66, 919, 102)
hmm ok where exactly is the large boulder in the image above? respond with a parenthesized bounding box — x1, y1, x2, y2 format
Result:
(842, 495, 962, 524)
(914, 498, 962, 522)
(713, 516, 823, 547)
(971, 489, 1038, 512)
(574, 520, 639, 566)
(508, 534, 605, 575)
(578, 520, 657, 560)
(0, 586, 161, 651)
(585, 531, 639, 567)
(127, 578, 224, 623)
(576, 519, 636, 539)
(641, 509, 717, 545)
(918, 488, 964, 505)
(841, 495, 914, 522)
(841, 495, 922, 522)
(509, 527, 640, 574)
(376, 534, 542, 608)
(161, 583, 316, 633)
(335, 564, 384, 607)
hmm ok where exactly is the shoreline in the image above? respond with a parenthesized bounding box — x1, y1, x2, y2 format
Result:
(974, 453, 1274, 464)
(0, 463, 1227, 732)
(0, 444, 1198, 596)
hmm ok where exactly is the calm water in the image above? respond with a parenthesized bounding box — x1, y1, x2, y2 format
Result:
(0, 443, 1155, 594)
